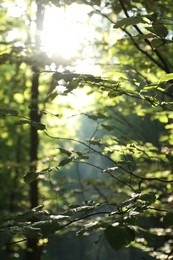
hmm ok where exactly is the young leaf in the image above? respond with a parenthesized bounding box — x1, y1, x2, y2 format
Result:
(159, 73, 173, 83)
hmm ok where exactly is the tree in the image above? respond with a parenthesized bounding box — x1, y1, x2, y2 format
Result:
(0, 0, 173, 259)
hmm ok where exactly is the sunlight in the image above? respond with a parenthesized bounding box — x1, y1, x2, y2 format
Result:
(41, 4, 95, 61)
(41, 4, 102, 122)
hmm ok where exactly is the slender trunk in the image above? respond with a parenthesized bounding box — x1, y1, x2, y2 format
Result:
(26, 67, 41, 260)
(29, 66, 40, 209)
(26, 1, 45, 259)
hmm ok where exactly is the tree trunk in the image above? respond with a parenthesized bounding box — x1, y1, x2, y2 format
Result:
(26, 67, 41, 260)
(26, 1, 45, 259)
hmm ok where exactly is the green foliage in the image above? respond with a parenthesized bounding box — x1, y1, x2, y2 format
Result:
(113, 16, 145, 28)
(0, 0, 173, 259)
(105, 226, 135, 250)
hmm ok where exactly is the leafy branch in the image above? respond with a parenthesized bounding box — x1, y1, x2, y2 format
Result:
(118, 0, 170, 73)
(43, 131, 173, 184)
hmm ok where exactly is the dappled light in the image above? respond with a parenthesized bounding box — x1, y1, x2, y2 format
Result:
(0, 0, 173, 259)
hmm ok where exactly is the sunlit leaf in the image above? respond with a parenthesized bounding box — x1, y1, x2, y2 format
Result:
(77, 221, 99, 236)
(32, 220, 60, 236)
(53, 72, 80, 82)
(21, 226, 42, 239)
(92, 0, 101, 6)
(114, 17, 144, 28)
(86, 138, 102, 146)
(159, 73, 173, 82)
(84, 75, 103, 83)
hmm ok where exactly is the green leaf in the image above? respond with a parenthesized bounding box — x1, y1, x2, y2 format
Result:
(32, 215, 69, 236)
(17, 120, 30, 125)
(24, 171, 38, 184)
(159, 73, 173, 83)
(58, 148, 72, 156)
(139, 193, 156, 204)
(0, 108, 18, 117)
(53, 72, 80, 82)
(138, 229, 159, 242)
(77, 221, 99, 236)
(59, 157, 73, 166)
(114, 17, 144, 28)
(151, 39, 164, 49)
(86, 114, 99, 120)
(15, 206, 48, 222)
(0, 229, 14, 247)
(153, 22, 168, 38)
(92, 0, 101, 6)
(32, 220, 60, 236)
(17, 120, 46, 130)
(105, 225, 135, 251)
(31, 122, 46, 130)
(86, 138, 102, 146)
(163, 213, 173, 227)
(64, 204, 99, 216)
(0, 229, 19, 246)
(101, 124, 115, 131)
(75, 151, 89, 160)
(21, 226, 42, 239)
(15, 211, 34, 222)
(134, 33, 155, 42)
(53, 72, 63, 81)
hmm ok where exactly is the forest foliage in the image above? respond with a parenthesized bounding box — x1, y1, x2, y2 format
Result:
(0, 0, 173, 259)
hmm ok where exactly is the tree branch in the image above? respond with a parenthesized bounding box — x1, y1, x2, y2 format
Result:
(118, 0, 170, 73)
(95, 9, 166, 71)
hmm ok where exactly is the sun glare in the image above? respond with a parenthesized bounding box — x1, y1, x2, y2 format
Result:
(41, 4, 95, 61)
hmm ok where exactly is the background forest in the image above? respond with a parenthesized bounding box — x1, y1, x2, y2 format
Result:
(0, 0, 173, 259)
